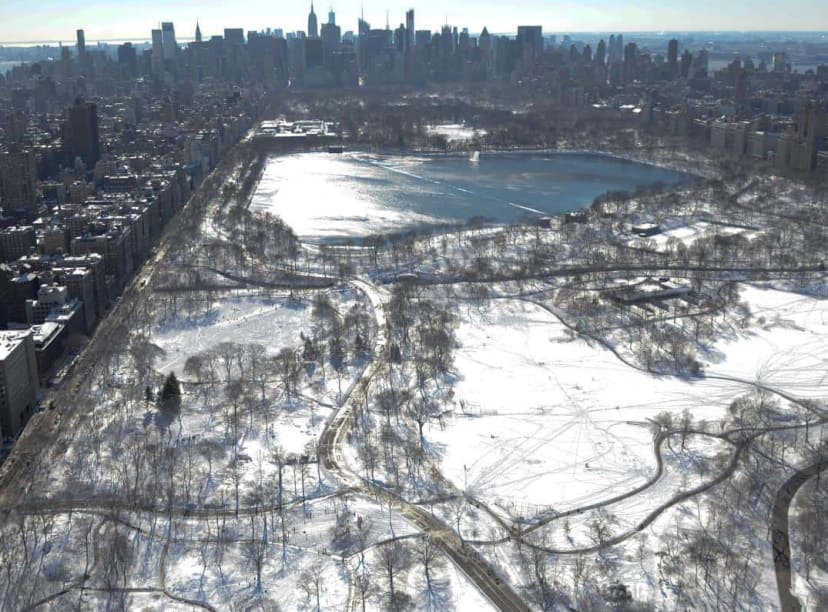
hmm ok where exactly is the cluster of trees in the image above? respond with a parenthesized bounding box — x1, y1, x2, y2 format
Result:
(346, 285, 458, 498)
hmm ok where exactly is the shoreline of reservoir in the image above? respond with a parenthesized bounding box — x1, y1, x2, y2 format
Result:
(249, 149, 692, 244)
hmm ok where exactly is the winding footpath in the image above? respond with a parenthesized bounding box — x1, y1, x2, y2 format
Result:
(772, 459, 828, 612)
(319, 278, 530, 612)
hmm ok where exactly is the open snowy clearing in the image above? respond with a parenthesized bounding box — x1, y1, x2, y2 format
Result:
(152, 289, 358, 375)
(426, 287, 825, 519)
(704, 284, 828, 399)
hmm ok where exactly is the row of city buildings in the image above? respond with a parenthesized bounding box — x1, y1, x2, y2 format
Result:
(40, 11, 827, 171)
(0, 54, 263, 440)
(1, 10, 827, 438)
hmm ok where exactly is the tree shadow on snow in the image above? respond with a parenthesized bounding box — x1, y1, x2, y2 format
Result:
(415, 577, 454, 612)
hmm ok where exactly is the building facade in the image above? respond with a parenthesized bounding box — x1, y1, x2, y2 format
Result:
(0, 330, 38, 435)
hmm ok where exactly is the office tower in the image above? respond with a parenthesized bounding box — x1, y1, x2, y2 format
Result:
(623, 42, 638, 83)
(195, 21, 202, 44)
(694, 49, 709, 78)
(76, 29, 86, 58)
(773, 52, 790, 73)
(328, 6, 336, 25)
(117, 42, 137, 76)
(406, 9, 415, 51)
(479, 26, 491, 56)
(394, 24, 406, 53)
(0, 150, 38, 216)
(680, 49, 692, 78)
(65, 98, 101, 170)
(321, 22, 341, 52)
(582, 44, 592, 63)
(358, 15, 370, 37)
(667, 38, 678, 75)
(224, 28, 245, 45)
(151, 28, 164, 72)
(306, 38, 324, 66)
(595, 39, 606, 65)
(161, 22, 177, 60)
(308, 2, 319, 38)
(516, 25, 543, 64)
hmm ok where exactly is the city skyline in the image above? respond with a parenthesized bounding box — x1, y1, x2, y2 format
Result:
(2, 0, 828, 44)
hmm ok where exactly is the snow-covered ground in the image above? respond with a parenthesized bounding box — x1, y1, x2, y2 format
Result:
(153, 290, 313, 375)
(426, 123, 488, 142)
(425, 298, 744, 515)
(625, 219, 760, 250)
(705, 284, 828, 399)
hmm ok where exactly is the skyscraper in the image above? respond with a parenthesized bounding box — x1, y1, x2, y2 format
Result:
(516, 26, 543, 64)
(151, 28, 164, 72)
(195, 21, 202, 44)
(161, 22, 178, 61)
(667, 39, 679, 76)
(479, 26, 491, 57)
(65, 98, 100, 170)
(0, 149, 38, 215)
(328, 6, 336, 26)
(623, 42, 638, 83)
(308, 2, 319, 38)
(224, 29, 245, 45)
(76, 29, 86, 58)
(358, 12, 370, 38)
(406, 9, 415, 52)
(321, 21, 342, 53)
(117, 42, 137, 76)
(596, 39, 606, 65)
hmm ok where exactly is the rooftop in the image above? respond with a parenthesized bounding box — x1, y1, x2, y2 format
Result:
(0, 330, 30, 361)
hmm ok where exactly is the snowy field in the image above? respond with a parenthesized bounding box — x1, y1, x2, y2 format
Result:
(426, 286, 827, 518)
(153, 290, 314, 375)
(150, 289, 364, 457)
(705, 284, 828, 399)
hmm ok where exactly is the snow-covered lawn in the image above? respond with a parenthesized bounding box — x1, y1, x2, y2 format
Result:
(427, 284, 827, 521)
(152, 290, 314, 375)
(426, 298, 744, 516)
(705, 284, 828, 399)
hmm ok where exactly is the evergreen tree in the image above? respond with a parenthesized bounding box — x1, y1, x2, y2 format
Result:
(160, 372, 182, 409)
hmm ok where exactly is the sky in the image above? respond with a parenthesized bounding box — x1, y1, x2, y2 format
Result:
(0, 0, 827, 43)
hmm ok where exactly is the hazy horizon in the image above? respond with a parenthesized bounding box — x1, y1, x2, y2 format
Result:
(1, 0, 827, 44)
(2, 30, 828, 46)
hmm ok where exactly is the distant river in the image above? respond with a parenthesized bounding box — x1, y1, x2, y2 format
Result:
(250, 151, 689, 242)
(0, 61, 24, 74)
